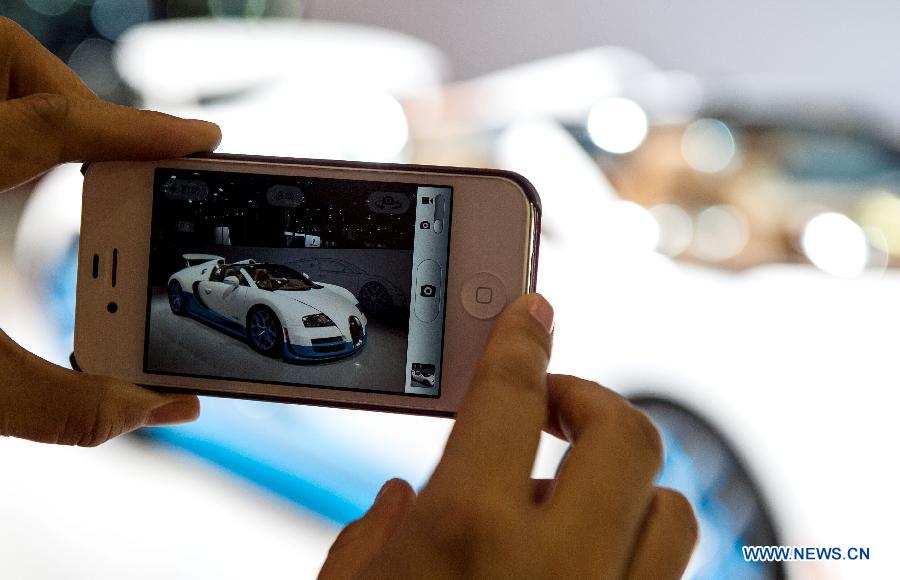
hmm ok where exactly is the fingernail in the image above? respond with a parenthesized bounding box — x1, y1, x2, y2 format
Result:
(147, 399, 198, 426)
(187, 119, 222, 148)
(375, 478, 400, 503)
(527, 294, 554, 334)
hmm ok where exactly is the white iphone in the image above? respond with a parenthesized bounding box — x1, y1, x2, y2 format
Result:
(74, 154, 540, 416)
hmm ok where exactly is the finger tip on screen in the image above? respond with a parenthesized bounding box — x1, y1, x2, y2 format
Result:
(146, 396, 201, 426)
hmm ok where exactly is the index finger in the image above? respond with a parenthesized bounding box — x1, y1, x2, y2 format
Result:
(1, 17, 96, 100)
(430, 293, 553, 500)
(543, 375, 664, 573)
(0, 95, 221, 191)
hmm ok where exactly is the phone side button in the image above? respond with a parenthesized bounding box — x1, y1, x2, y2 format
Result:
(460, 272, 507, 319)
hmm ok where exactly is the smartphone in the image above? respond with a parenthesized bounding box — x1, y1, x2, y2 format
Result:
(74, 154, 540, 416)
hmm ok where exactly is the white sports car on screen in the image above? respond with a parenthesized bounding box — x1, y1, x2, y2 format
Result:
(167, 255, 367, 361)
(410, 367, 435, 388)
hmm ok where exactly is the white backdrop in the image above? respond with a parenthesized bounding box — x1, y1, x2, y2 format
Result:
(306, 0, 900, 126)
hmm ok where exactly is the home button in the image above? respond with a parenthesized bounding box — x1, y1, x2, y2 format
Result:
(461, 272, 507, 319)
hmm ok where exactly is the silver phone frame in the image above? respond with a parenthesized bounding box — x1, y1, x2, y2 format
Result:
(74, 154, 540, 416)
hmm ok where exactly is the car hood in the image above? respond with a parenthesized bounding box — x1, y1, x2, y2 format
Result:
(273, 288, 361, 326)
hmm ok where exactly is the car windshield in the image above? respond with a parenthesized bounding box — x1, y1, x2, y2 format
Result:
(242, 264, 320, 291)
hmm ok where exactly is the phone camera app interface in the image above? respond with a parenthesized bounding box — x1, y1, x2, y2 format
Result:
(144, 168, 452, 396)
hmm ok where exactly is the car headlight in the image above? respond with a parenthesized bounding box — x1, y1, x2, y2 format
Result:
(302, 313, 335, 327)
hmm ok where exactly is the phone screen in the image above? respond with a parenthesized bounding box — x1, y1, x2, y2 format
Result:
(143, 168, 452, 396)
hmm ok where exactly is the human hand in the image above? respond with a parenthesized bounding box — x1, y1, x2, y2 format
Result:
(320, 294, 697, 579)
(0, 17, 219, 445)
(0, 330, 201, 446)
(0, 17, 220, 192)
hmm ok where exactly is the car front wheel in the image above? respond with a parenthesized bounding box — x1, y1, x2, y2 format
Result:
(246, 306, 284, 357)
(168, 280, 186, 314)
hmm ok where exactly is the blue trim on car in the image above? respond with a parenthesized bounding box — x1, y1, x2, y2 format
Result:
(283, 331, 367, 362)
(180, 291, 367, 362)
(182, 292, 246, 340)
(142, 395, 401, 526)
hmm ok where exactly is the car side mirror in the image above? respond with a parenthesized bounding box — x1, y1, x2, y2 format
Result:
(224, 275, 240, 285)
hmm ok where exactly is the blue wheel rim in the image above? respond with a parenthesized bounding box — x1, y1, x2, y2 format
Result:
(250, 310, 277, 350)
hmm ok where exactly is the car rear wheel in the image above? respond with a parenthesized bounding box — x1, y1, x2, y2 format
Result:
(168, 281, 185, 314)
(246, 306, 283, 357)
(359, 281, 390, 314)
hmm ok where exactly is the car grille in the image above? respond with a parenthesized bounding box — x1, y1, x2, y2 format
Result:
(313, 344, 346, 353)
(311, 336, 343, 345)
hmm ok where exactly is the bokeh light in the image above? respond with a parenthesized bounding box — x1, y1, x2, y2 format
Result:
(24, 0, 75, 17)
(66, 37, 119, 97)
(587, 96, 648, 154)
(690, 205, 749, 262)
(863, 226, 890, 275)
(600, 200, 660, 253)
(801, 212, 868, 278)
(857, 191, 900, 256)
(90, 0, 150, 40)
(340, 91, 410, 161)
(650, 203, 694, 257)
(681, 118, 738, 173)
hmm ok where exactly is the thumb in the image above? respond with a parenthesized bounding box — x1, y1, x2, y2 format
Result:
(0, 329, 200, 446)
(319, 479, 417, 580)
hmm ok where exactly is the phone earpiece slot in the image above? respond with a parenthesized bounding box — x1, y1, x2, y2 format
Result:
(111, 249, 118, 288)
(92, 254, 100, 279)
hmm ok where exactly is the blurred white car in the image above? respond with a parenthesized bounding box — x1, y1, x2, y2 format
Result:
(500, 114, 899, 580)
(290, 257, 408, 314)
